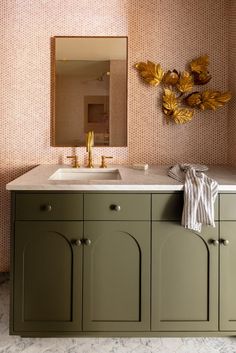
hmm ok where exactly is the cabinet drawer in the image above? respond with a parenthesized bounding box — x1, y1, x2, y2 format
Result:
(220, 194, 236, 220)
(84, 194, 150, 220)
(152, 193, 218, 221)
(15, 193, 83, 220)
(152, 193, 183, 221)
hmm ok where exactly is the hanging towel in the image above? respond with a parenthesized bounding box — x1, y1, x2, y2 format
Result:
(168, 164, 218, 232)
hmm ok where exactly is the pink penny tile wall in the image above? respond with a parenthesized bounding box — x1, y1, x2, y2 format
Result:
(0, 0, 233, 271)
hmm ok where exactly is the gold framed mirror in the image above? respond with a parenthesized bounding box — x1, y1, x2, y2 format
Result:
(51, 36, 128, 147)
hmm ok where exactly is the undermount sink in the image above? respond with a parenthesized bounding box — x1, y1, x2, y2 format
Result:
(49, 168, 121, 181)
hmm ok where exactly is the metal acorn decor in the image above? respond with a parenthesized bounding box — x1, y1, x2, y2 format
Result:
(135, 55, 231, 124)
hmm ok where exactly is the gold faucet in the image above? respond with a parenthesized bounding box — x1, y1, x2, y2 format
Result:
(86, 131, 94, 168)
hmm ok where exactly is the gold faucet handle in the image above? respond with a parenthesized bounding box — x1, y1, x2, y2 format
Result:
(67, 156, 80, 168)
(100, 156, 113, 168)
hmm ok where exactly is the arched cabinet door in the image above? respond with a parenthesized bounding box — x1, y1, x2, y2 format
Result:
(220, 222, 236, 331)
(13, 221, 83, 333)
(152, 222, 218, 331)
(83, 221, 150, 331)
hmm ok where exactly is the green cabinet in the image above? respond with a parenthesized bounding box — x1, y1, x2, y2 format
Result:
(13, 221, 83, 332)
(10, 191, 236, 336)
(152, 222, 218, 331)
(15, 193, 83, 221)
(83, 221, 150, 331)
(219, 195, 236, 331)
(84, 194, 150, 220)
(220, 222, 236, 331)
(82, 193, 150, 331)
(12, 192, 151, 335)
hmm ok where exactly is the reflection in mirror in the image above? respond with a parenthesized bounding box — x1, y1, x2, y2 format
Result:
(52, 37, 127, 147)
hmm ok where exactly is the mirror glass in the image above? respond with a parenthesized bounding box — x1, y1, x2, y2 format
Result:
(52, 37, 127, 147)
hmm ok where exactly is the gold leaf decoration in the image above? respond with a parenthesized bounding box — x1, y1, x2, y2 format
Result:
(193, 71, 212, 85)
(135, 61, 164, 86)
(190, 55, 209, 73)
(134, 55, 232, 125)
(162, 88, 179, 113)
(200, 90, 232, 111)
(176, 71, 193, 93)
(185, 92, 202, 107)
(172, 109, 194, 124)
(162, 70, 179, 85)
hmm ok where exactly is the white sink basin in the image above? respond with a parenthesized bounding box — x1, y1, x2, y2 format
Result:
(49, 168, 121, 181)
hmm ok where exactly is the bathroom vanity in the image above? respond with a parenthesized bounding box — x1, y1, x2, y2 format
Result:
(6, 165, 236, 337)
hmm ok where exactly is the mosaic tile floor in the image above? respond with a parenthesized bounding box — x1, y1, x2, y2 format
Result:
(1, 274, 236, 353)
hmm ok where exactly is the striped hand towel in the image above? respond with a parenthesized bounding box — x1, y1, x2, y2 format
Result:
(168, 164, 218, 232)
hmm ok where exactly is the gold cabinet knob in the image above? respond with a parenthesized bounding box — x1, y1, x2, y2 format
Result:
(42, 204, 52, 212)
(110, 204, 121, 212)
(222, 239, 230, 246)
(84, 239, 92, 246)
(211, 239, 219, 246)
(72, 239, 82, 246)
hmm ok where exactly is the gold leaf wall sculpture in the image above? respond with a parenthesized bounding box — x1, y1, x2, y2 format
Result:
(135, 55, 231, 124)
(185, 92, 202, 107)
(172, 109, 194, 124)
(176, 71, 194, 93)
(162, 70, 179, 85)
(135, 61, 164, 86)
(162, 88, 179, 114)
(199, 90, 232, 111)
(190, 55, 209, 74)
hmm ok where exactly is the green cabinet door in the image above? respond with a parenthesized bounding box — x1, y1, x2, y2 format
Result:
(13, 221, 83, 333)
(83, 221, 150, 331)
(220, 222, 236, 331)
(152, 222, 218, 331)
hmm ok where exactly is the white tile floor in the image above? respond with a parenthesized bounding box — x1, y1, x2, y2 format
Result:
(1, 275, 236, 353)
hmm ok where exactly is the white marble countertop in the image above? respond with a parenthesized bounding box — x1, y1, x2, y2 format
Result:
(6, 164, 236, 191)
